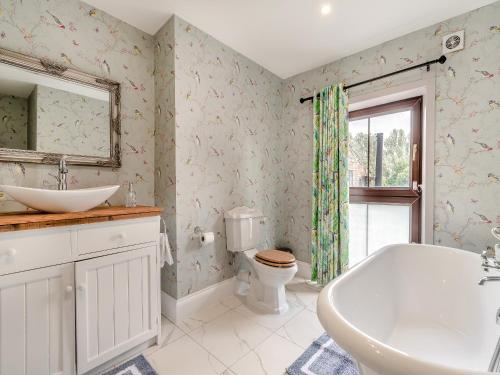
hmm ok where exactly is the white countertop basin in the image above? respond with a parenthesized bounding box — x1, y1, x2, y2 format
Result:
(0, 185, 120, 213)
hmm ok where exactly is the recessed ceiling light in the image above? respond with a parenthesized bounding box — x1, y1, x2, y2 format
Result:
(320, 3, 332, 15)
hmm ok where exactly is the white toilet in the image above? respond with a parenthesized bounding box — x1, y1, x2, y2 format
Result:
(224, 206, 298, 314)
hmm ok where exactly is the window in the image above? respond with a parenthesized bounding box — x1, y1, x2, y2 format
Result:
(348, 97, 422, 266)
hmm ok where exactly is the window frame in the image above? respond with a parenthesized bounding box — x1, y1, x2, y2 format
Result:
(348, 96, 423, 243)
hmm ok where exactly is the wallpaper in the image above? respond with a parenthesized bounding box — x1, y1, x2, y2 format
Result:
(0, 94, 28, 149)
(155, 16, 286, 298)
(0, 0, 498, 299)
(281, 2, 500, 261)
(154, 17, 178, 298)
(0, 0, 155, 211)
(34, 85, 110, 157)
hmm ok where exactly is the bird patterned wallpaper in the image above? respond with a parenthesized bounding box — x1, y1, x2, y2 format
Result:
(158, 16, 286, 298)
(282, 2, 500, 262)
(0, 0, 498, 298)
(0, 0, 155, 211)
(34, 85, 110, 157)
(154, 17, 178, 298)
(0, 95, 28, 149)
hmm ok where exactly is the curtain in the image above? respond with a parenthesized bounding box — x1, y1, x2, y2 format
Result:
(311, 84, 349, 286)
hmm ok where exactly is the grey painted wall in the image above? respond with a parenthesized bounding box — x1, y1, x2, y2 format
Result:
(0, 0, 155, 212)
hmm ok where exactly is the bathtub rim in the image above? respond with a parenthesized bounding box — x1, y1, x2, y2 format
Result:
(317, 243, 492, 375)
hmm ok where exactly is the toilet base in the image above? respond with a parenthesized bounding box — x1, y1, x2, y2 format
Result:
(235, 269, 290, 314)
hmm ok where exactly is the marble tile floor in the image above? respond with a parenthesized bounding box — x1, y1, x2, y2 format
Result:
(146, 277, 322, 375)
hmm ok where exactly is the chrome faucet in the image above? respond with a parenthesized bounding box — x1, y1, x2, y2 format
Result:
(480, 250, 500, 272)
(478, 276, 500, 286)
(479, 248, 500, 285)
(57, 156, 68, 190)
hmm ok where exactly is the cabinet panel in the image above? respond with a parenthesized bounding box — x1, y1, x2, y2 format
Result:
(26, 279, 50, 375)
(76, 219, 158, 255)
(0, 229, 72, 276)
(75, 246, 158, 374)
(113, 262, 129, 345)
(0, 263, 75, 375)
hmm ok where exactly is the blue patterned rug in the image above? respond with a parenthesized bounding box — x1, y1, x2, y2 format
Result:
(287, 333, 359, 375)
(103, 355, 158, 375)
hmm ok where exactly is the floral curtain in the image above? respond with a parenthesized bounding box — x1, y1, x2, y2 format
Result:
(311, 84, 349, 286)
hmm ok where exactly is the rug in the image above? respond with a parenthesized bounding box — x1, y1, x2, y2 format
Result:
(287, 333, 359, 375)
(103, 355, 158, 375)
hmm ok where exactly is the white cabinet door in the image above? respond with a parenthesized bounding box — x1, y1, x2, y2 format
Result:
(75, 246, 158, 374)
(0, 263, 75, 375)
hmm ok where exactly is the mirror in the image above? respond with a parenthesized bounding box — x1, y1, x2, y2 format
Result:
(0, 48, 120, 167)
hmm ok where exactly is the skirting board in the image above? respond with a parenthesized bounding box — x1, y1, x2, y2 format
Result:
(296, 260, 311, 279)
(161, 277, 236, 323)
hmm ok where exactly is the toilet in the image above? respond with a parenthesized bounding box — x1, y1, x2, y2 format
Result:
(224, 206, 298, 314)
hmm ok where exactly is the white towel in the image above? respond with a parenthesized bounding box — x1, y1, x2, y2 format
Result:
(160, 232, 174, 267)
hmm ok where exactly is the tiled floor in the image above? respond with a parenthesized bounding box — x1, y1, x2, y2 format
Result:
(146, 278, 322, 375)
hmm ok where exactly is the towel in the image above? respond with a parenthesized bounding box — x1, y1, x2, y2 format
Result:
(160, 232, 174, 267)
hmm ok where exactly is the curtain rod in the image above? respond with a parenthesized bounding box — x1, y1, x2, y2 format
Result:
(299, 55, 447, 104)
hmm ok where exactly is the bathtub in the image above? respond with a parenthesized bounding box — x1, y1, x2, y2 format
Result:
(317, 243, 500, 375)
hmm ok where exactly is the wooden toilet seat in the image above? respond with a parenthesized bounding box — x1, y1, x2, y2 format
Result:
(255, 249, 296, 268)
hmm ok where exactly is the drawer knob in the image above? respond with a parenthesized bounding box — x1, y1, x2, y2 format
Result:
(117, 232, 127, 240)
(65, 285, 73, 293)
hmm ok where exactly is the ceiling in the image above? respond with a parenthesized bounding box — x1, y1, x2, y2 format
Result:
(83, 0, 497, 78)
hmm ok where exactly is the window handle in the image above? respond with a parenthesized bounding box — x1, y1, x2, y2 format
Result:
(412, 181, 423, 193)
(412, 144, 418, 162)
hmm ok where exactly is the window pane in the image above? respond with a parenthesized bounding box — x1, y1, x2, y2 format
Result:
(349, 203, 367, 267)
(348, 118, 368, 187)
(367, 204, 410, 254)
(369, 110, 411, 187)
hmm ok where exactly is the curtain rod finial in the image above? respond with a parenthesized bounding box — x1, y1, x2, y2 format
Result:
(438, 55, 447, 64)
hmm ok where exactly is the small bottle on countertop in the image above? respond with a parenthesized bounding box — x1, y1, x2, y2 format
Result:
(125, 182, 136, 208)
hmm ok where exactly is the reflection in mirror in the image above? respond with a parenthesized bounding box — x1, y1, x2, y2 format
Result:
(0, 62, 110, 157)
(0, 47, 120, 167)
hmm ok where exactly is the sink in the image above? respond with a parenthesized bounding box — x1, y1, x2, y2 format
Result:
(0, 185, 120, 213)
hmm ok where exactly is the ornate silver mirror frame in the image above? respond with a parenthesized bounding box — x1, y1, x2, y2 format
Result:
(0, 47, 121, 167)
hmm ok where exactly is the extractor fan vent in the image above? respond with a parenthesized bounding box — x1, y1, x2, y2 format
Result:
(442, 30, 464, 54)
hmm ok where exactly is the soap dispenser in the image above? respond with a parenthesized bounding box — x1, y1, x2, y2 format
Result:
(125, 182, 137, 208)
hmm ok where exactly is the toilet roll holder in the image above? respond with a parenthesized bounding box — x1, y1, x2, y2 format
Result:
(193, 226, 204, 238)
(193, 226, 214, 245)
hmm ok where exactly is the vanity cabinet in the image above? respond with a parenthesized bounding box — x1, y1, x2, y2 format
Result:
(76, 246, 158, 374)
(0, 209, 161, 375)
(0, 263, 75, 375)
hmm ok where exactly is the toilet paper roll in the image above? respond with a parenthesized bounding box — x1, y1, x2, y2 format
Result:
(199, 232, 215, 246)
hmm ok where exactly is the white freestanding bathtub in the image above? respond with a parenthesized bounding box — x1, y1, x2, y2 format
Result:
(317, 243, 500, 375)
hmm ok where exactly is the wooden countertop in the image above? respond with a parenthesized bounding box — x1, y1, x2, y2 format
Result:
(0, 206, 162, 232)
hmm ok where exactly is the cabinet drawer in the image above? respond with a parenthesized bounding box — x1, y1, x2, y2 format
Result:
(76, 219, 159, 255)
(0, 230, 72, 276)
